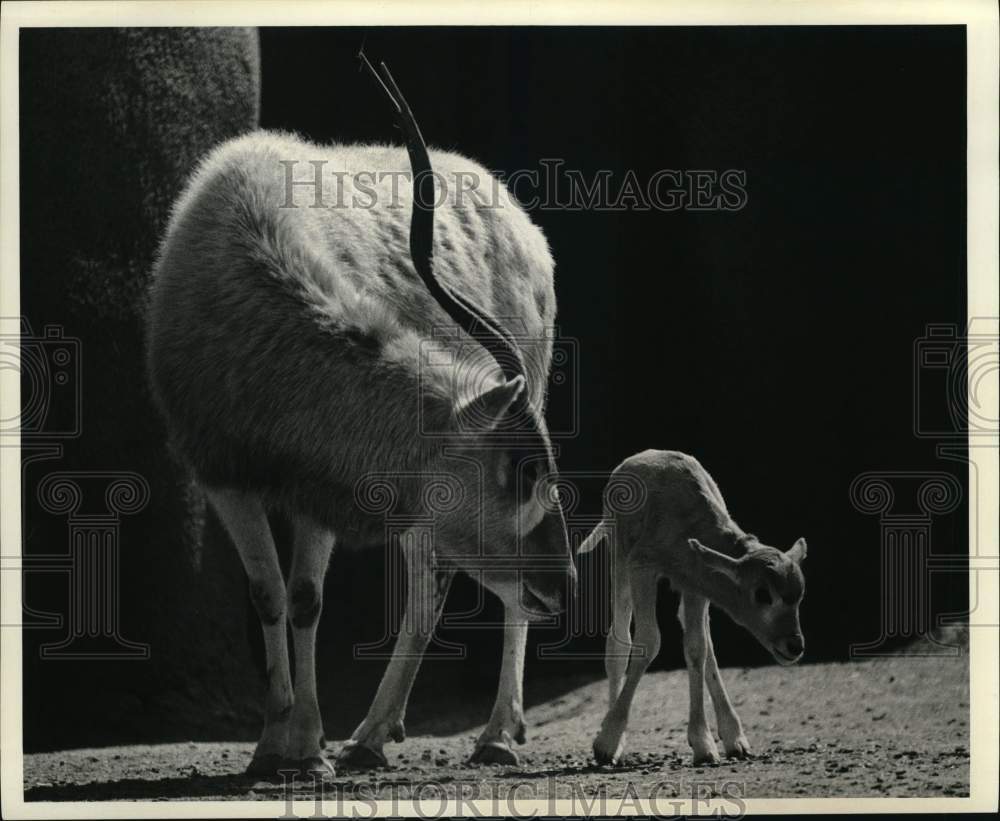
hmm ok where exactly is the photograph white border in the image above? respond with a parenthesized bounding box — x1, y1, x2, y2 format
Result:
(1, 1, 997, 817)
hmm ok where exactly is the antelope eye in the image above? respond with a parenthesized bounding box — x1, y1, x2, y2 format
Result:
(754, 586, 772, 606)
(507, 455, 539, 503)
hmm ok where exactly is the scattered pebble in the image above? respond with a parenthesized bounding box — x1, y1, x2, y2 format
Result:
(21, 660, 969, 800)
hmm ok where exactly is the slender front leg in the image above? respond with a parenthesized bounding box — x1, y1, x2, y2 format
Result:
(338, 535, 454, 769)
(593, 570, 659, 765)
(679, 593, 720, 765)
(286, 515, 335, 776)
(704, 622, 752, 759)
(469, 614, 528, 765)
(207, 489, 292, 777)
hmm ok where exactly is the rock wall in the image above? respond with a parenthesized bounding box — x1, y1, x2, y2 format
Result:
(20, 27, 263, 751)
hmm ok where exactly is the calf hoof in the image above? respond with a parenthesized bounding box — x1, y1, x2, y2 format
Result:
(468, 741, 519, 766)
(337, 741, 389, 770)
(245, 753, 287, 780)
(723, 735, 752, 760)
(592, 733, 625, 766)
(593, 729, 626, 766)
(288, 756, 336, 779)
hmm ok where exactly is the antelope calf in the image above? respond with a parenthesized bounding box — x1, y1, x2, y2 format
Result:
(579, 450, 807, 766)
(146, 60, 575, 777)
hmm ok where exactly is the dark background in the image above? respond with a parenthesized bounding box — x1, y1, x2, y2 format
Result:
(20, 26, 968, 751)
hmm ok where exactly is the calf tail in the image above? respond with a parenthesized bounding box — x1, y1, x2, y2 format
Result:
(577, 518, 611, 554)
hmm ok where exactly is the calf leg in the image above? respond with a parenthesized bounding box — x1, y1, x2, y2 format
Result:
(593, 570, 659, 765)
(207, 488, 292, 777)
(286, 515, 335, 775)
(338, 536, 454, 769)
(704, 625, 751, 759)
(605, 563, 633, 706)
(679, 593, 720, 765)
(470, 615, 528, 764)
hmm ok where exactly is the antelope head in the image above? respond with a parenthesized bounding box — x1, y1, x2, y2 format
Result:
(361, 53, 577, 619)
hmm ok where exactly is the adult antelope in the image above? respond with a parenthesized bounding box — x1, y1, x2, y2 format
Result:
(147, 56, 576, 777)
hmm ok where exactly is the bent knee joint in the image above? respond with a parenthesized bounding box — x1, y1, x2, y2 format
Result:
(289, 578, 322, 629)
(249, 580, 285, 626)
(635, 633, 661, 662)
(682, 632, 706, 661)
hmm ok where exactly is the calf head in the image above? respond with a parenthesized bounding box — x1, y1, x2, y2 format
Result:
(685, 537, 807, 664)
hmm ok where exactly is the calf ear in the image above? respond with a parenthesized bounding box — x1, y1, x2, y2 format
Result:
(786, 537, 808, 564)
(454, 375, 525, 433)
(687, 538, 740, 582)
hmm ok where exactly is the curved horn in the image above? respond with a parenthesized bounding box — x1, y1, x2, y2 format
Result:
(358, 49, 570, 571)
(359, 50, 526, 385)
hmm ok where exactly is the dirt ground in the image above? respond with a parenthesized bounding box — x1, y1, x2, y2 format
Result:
(24, 651, 968, 802)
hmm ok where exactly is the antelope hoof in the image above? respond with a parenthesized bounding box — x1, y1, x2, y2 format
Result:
(691, 748, 721, 766)
(469, 741, 520, 766)
(592, 735, 625, 766)
(513, 719, 527, 745)
(245, 752, 287, 780)
(723, 735, 752, 760)
(288, 755, 336, 779)
(389, 720, 406, 743)
(337, 741, 389, 770)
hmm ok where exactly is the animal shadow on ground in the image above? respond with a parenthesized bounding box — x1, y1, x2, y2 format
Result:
(24, 755, 658, 801)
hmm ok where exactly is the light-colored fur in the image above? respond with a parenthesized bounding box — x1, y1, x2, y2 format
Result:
(148, 131, 555, 533)
(146, 130, 575, 774)
(579, 450, 807, 766)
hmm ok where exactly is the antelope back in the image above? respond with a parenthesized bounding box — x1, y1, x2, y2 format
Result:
(146, 134, 559, 556)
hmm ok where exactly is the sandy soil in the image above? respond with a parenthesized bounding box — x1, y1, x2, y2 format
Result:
(24, 651, 968, 802)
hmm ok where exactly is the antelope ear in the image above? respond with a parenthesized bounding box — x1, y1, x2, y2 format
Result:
(454, 375, 525, 432)
(687, 538, 740, 582)
(786, 537, 807, 564)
